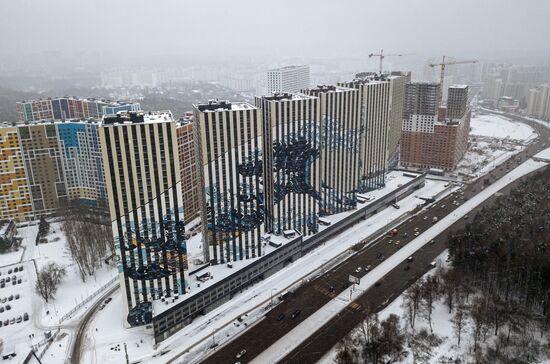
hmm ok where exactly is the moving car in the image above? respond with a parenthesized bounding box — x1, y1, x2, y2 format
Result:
(236, 349, 247, 359)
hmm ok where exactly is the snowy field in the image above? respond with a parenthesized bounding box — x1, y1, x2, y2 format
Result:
(80, 176, 458, 364)
(250, 157, 548, 364)
(469, 113, 537, 142)
(0, 221, 117, 362)
(457, 113, 537, 179)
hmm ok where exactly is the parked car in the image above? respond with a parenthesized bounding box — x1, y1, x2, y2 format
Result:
(104, 297, 112, 304)
(10, 318, 15, 325)
(355, 267, 362, 273)
(14, 294, 19, 300)
(236, 349, 247, 359)
(16, 315, 22, 323)
(3, 319, 8, 326)
(291, 310, 301, 319)
(0, 307, 4, 313)
(8, 295, 13, 301)
(276, 313, 285, 321)
(5, 304, 11, 311)
(407, 256, 414, 262)
(23, 312, 29, 321)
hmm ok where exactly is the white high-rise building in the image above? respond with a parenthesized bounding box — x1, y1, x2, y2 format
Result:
(267, 65, 310, 94)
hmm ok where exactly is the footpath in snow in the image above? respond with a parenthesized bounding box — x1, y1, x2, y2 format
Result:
(250, 157, 549, 364)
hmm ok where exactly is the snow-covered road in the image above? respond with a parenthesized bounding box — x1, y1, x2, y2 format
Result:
(250, 157, 549, 364)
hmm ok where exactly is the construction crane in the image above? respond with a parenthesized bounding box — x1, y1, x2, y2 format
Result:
(368, 49, 407, 74)
(429, 56, 478, 105)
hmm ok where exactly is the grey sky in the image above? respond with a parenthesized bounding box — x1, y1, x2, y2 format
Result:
(1, 0, 549, 59)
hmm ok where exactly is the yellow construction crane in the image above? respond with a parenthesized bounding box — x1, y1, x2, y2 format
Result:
(368, 49, 408, 74)
(429, 56, 478, 104)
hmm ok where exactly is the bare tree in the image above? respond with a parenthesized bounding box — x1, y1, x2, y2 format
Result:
(421, 275, 440, 332)
(62, 205, 114, 282)
(35, 262, 66, 303)
(403, 279, 424, 329)
(451, 304, 467, 347)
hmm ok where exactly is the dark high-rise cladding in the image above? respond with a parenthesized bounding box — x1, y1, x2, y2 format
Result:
(256, 93, 321, 236)
(303, 85, 361, 216)
(446, 85, 469, 120)
(99, 111, 187, 327)
(193, 101, 264, 265)
(403, 82, 440, 121)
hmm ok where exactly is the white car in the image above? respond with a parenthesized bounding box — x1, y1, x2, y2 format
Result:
(236, 349, 247, 359)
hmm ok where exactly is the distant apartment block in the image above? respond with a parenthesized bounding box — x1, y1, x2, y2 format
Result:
(16, 97, 140, 124)
(267, 65, 310, 94)
(527, 84, 550, 121)
(400, 84, 470, 170)
(99, 111, 187, 327)
(0, 124, 33, 222)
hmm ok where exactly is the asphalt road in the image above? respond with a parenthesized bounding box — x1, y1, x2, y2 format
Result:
(69, 284, 119, 364)
(199, 114, 550, 364)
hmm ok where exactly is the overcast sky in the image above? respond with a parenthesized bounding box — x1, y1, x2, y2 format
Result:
(1, 0, 549, 61)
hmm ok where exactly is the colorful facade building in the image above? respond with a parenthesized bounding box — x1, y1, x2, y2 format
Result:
(16, 97, 140, 124)
(0, 124, 33, 222)
(18, 124, 68, 215)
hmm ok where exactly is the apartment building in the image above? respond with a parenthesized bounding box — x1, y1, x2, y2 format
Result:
(401, 84, 470, 170)
(0, 125, 33, 222)
(256, 93, 321, 236)
(16, 97, 140, 124)
(303, 85, 361, 215)
(193, 101, 264, 264)
(176, 118, 201, 224)
(99, 111, 187, 327)
(267, 65, 310, 94)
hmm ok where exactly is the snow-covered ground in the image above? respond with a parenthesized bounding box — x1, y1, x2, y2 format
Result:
(457, 113, 537, 179)
(250, 157, 549, 364)
(80, 176, 458, 364)
(318, 250, 451, 364)
(469, 113, 537, 142)
(0, 221, 117, 362)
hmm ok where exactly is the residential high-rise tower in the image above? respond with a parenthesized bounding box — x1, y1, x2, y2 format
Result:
(99, 111, 187, 327)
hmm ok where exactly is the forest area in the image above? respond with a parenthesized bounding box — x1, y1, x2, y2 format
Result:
(335, 166, 550, 364)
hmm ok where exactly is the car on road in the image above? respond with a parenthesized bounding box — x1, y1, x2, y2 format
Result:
(374, 281, 381, 287)
(365, 265, 372, 272)
(236, 349, 247, 359)
(276, 313, 285, 321)
(414, 232, 420, 236)
(464, 215, 469, 219)
(414, 227, 420, 232)
(355, 267, 362, 273)
(423, 216, 428, 220)
(291, 310, 301, 319)
(407, 256, 414, 262)
(430, 261, 437, 268)
(404, 265, 410, 271)
(104, 297, 112, 304)
(430, 240, 436, 245)
(99, 304, 106, 310)
(440, 204, 446, 209)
